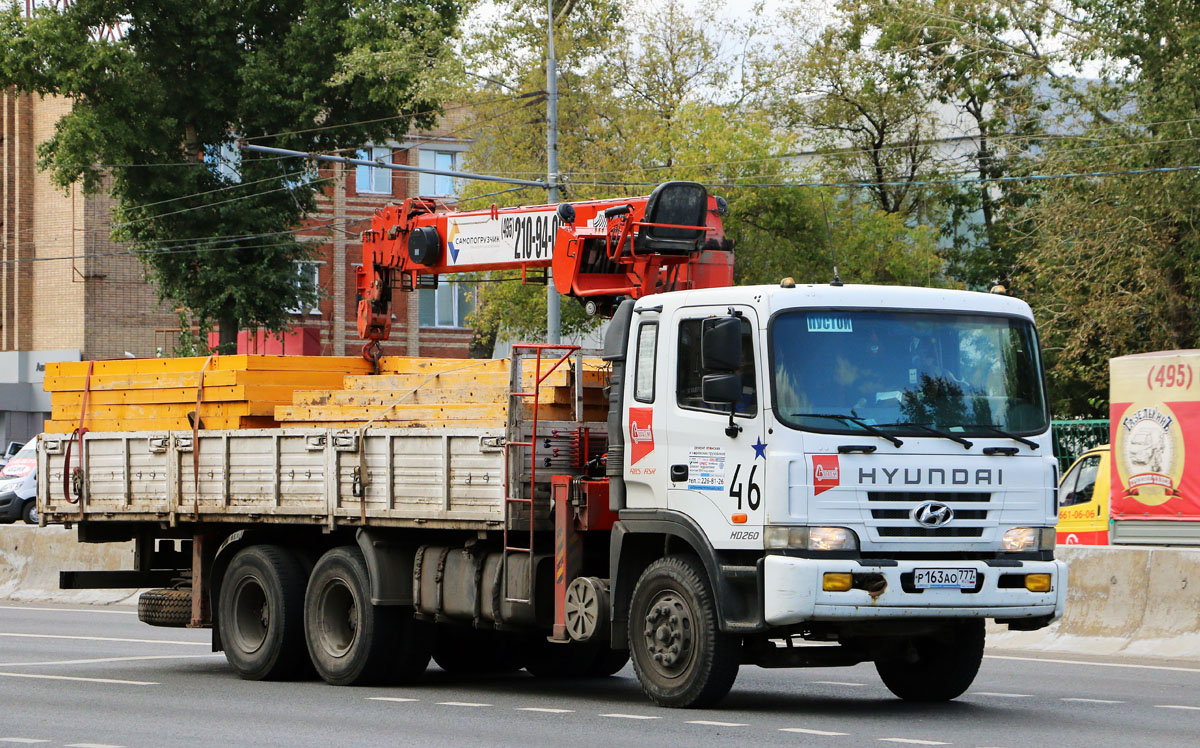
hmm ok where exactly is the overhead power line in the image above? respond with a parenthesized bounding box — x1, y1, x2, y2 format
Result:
(569, 162, 1200, 191)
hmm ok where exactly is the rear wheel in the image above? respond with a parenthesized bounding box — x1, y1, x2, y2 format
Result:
(875, 619, 985, 701)
(305, 546, 430, 686)
(628, 555, 739, 708)
(218, 545, 309, 681)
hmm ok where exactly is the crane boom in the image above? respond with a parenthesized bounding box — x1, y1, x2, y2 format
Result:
(355, 181, 735, 353)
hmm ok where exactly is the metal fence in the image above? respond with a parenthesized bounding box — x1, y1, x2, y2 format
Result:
(1051, 419, 1109, 472)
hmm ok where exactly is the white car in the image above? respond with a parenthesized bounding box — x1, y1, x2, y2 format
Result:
(0, 440, 37, 524)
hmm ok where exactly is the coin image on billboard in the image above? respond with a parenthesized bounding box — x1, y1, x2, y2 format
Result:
(1115, 401, 1186, 507)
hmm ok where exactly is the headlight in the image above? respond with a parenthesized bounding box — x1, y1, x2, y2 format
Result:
(1002, 527, 1056, 552)
(765, 526, 858, 551)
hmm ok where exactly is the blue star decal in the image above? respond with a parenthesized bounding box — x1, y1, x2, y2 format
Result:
(751, 437, 767, 459)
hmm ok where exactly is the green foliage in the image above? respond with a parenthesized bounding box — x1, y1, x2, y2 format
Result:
(456, 0, 949, 347)
(0, 0, 460, 350)
(1014, 0, 1200, 416)
(728, 187, 944, 288)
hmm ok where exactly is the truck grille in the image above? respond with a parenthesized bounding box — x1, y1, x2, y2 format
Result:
(865, 492, 992, 540)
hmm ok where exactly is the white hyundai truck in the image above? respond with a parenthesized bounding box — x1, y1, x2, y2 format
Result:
(39, 281, 1065, 708)
(38, 183, 1065, 708)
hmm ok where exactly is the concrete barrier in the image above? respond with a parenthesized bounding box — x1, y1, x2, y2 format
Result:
(988, 545, 1200, 660)
(0, 524, 142, 605)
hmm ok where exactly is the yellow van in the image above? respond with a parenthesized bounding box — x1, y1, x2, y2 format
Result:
(1056, 445, 1110, 545)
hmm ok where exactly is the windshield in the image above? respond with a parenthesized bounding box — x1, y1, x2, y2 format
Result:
(1, 442, 36, 478)
(771, 310, 1048, 436)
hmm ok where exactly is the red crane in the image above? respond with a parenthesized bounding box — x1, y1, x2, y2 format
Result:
(355, 181, 735, 359)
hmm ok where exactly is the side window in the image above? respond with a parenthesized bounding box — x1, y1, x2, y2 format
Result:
(1061, 455, 1100, 507)
(676, 317, 757, 416)
(634, 323, 658, 403)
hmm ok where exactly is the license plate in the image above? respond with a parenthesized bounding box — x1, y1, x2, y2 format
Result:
(913, 568, 977, 589)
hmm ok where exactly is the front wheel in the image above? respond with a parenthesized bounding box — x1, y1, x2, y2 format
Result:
(21, 500, 37, 525)
(875, 619, 985, 701)
(627, 555, 739, 708)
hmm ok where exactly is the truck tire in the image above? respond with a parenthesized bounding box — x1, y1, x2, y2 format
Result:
(138, 588, 192, 627)
(627, 555, 740, 708)
(305, 546, 430, 686)
(218, 545, 309, 681)
(875, 619, 985, 701)
(21, 500, 37, 525)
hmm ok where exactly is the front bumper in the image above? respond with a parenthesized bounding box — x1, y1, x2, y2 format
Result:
(763, 555, 1067, 625)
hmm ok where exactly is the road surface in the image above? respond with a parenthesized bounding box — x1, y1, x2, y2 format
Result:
(0, 602, 1196, 747)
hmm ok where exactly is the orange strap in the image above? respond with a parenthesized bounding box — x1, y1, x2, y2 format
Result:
(63, 361, 94, 506)
(192, 355, 214, 520)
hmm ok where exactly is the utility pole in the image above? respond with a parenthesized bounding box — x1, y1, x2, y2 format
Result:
(545, 0, 561, 345)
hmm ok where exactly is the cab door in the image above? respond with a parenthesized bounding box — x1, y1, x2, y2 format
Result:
(662, 306, 766, 549)
(1056, 447, 1110, 545)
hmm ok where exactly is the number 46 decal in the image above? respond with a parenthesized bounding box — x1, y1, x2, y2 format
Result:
(729, 463, 761, 510)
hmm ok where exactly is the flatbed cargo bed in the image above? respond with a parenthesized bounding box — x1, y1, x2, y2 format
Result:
(39, 427, 518, 530)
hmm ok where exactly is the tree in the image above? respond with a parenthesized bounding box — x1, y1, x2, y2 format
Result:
(859, 0, 1064, 289)
(1013, 0, 1200, 415)
(0, 0, 460, 351)
(455, 0, 948, 350)
(759, 4, 944, 220)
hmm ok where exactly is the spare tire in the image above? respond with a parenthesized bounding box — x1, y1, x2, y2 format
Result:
(139, 588, 192, 628)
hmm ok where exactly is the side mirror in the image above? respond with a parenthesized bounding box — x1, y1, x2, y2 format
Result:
(702, 373, 741, 405)
(702, 317, 742, 371)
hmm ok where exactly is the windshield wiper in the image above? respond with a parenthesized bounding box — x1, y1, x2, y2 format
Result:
(790, 413, 904, 447)
(879, 422, 973, 450)
(963, 424, 1039, 450)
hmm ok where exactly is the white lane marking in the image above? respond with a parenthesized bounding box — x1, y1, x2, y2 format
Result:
(0, 654, 219, 667)
(1061, 698, 1124, 704)
(780, 728, 849, 736)
(0, 672, 157, 685)
(814, 680, 866, 687)
(973, 692, 1031, 698)
(517, 708, 574, 714)
(0, 605, 136, 616)
(600, 713, 659, 720)
(985, 654, 1200, 674)
(66, 744, 125, 747)
(878, 740, 949, 746)
(686, 720, 747, 727)
(0, 740, 50, 745)
(437, 701, 491, 707)
(1155, 704, 1200, 711)
(0, 633, 206, 646)
(367, 697, 419, 703)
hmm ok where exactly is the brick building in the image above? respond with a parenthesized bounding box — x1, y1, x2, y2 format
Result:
(0, 88, 474, 444)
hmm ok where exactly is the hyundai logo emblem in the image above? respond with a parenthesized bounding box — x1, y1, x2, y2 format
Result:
(911, 501, 954, 528)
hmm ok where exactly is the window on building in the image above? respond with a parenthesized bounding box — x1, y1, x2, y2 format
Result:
(287, 262, 321, 315)
(205, 141, 242, 183)
(418, 150, 460, 197)
(418, 281, 475, 328)
(355, 146, 392, 194)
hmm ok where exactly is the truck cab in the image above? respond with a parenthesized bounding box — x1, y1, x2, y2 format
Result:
(608, 282, 1066, 704)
